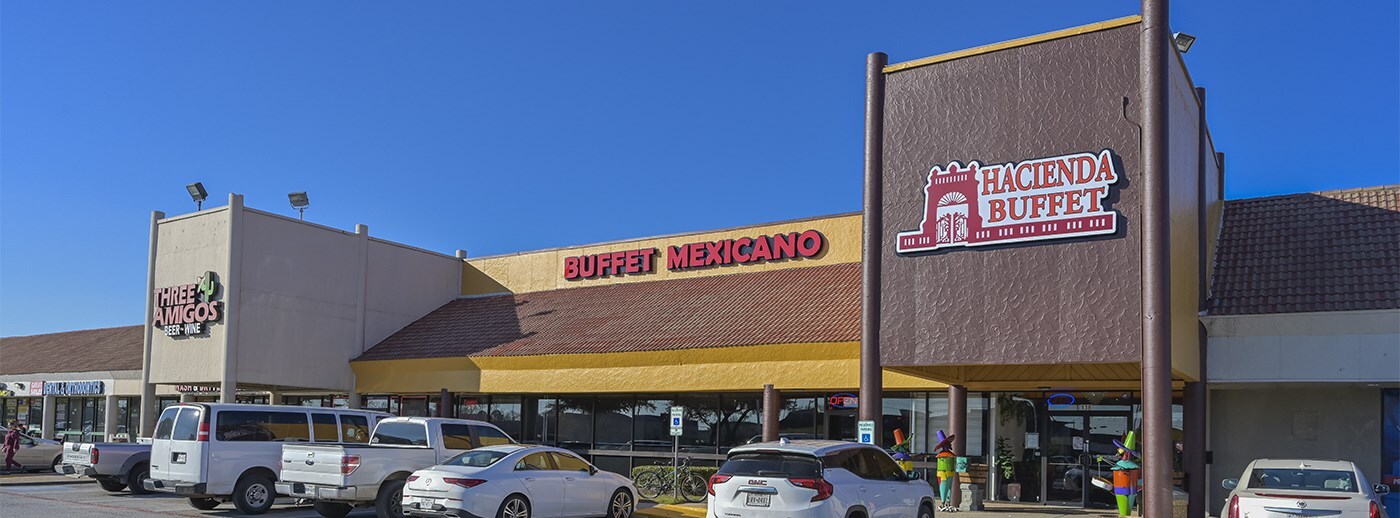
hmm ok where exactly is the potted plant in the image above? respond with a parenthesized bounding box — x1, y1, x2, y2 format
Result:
(994, 436, 1022, 501)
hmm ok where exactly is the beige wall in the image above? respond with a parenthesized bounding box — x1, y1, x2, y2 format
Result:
(148, 209, 230, 384)
(1167, 51, 1205, 381)
(365, 239, 463, 351)
(1204, 310, 1400, 383)
(463, 213, 861, 295)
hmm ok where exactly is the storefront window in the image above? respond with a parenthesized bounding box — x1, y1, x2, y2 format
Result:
(489, 396, 522, 439)
(556, 397, 593, 454)
(776, 396, 819, 439)
(456, 395, 488, 421)
(716, 395, 761, 452)
(595, 397, 632, 451)
(632, 399, 672, 452)
(676, 395, 719, 454)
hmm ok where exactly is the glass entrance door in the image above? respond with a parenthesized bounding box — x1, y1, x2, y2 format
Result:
(1044, 412, 1131, 507)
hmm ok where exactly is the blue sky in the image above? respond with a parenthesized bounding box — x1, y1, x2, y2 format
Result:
(2, 1, 1397, 336)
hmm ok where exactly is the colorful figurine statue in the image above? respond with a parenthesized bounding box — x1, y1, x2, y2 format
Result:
(1094, 430, 1142, 516)
(891, 429, 914, 473)
(933, 430, 958, 512)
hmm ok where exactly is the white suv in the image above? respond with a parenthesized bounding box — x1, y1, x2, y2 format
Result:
(708, 439, 935, 518)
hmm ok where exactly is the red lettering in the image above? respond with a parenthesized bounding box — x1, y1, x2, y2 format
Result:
(667, 246, 688, 270)
(796, 230, 823, 257)
(578, 255, 596, 278)
(1014, 163, 1034, 192)
(639, 248, 656, 272)
(1029, 193, 1048, 218)
(689, 243, 705, 267)
(1046, 192, 1066, 217)
(1065, 190, 1085, 214)
(1085, 187, 1106, 212)
(152, 307, 164, 326)
(704, 241, 724, 266)
(771, 233, 795, 259)
(609, 251, 626, 275)
(750, 237, 772, 261)
(980, 166, 999, 195)
(1097, 151, 1116, 182)
(988, 199, 1007, 222)
(1009, 196, 1029, 220)
(206, 301, 220, 322)
(733, 238, 752, 262)
(596, 253, 612, 277)
(1074, 156, 1096, 183)
(563, 257, 579, 279)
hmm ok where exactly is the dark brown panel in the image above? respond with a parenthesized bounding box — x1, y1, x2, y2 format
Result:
(879, 25, 1144, 368)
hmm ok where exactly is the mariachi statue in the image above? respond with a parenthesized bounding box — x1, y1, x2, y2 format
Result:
(933, 430, 958, 513)
(891, 428, 915, 473)
(1093, 430, 1142, 516)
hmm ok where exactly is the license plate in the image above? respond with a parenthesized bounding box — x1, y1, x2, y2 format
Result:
(745, 493, 771, 507)
(415, 497, 436, 507)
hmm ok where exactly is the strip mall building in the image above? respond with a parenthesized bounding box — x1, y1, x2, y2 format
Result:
(2, 16, 1397, 517)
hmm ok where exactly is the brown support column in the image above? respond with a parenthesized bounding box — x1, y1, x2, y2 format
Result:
(860, 52, 887, 437)
(762, 384, 781, 442)
(949, 385, 968, 509)
(1184, 85, 1209, 518)
(439, 388, 452, 418)
(1141, 0, 1174, 516)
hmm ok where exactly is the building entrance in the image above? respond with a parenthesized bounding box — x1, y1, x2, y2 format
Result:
(1043, 410, 1133, 508)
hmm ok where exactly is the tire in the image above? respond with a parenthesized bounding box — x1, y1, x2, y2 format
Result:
(51, 455, 62, 471)
(314, 501, 354, 518)
(97, 478, 128, 492)
(188, 497, 220, 510)
(607, 488, 634, 518)
(232, 474, 276, 515)
(919, 503, 935, 518)
(679, 473, 708, 503)
(633, 471, 665, 500)
(127, 464, 152, 495)
(375, 478, 406, 518)
(497, 494, 530, 518)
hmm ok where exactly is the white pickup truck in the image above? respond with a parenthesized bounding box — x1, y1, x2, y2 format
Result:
(58, 441, 153, 494)
(277, 417, 514, 518)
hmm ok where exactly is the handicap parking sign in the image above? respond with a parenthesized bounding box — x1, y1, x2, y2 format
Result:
(857, 420, 876, 445)
(860, 433, 872, 443)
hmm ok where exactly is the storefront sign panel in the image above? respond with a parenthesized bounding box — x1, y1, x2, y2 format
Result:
(151, 271, 221, 337)
(828, 393, 859, 410)
(564, 230, 826, 280)
(897, 150, 1121, 254)
(42, 381, 104, 396)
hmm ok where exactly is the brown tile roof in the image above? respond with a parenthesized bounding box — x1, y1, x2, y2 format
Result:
(0, 325, 145, 375)
(356, 262, 861, 360)
(1208, 185, 1400, 315)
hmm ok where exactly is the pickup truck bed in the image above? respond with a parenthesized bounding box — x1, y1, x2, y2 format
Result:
(58, 442, 153, 494)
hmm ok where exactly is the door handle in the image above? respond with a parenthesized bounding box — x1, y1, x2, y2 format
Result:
(525, 477, 535, 482)
(859, 486, 868, 492)
(565, 477, 576, 481)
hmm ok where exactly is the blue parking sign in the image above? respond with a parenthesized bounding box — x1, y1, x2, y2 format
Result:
(861, 433, 872, 443)
(672, 417, 681, 426)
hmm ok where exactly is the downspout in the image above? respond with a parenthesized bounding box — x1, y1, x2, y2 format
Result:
(1140, 1, 1174, 517)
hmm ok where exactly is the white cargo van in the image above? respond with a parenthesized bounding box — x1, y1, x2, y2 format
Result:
(144, 403, 390, 515)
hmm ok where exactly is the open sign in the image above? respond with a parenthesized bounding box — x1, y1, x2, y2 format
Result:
(829, 393, 859, 409)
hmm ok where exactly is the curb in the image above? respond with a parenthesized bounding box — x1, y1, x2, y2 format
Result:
(636, 504, 707, 518)
(0, 476, 93, 487)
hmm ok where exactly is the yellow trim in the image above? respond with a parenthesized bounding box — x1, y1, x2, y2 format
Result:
(637, 504, 707, 518)
(883, 15, 1142, 74)
(351, 342, 948, 394)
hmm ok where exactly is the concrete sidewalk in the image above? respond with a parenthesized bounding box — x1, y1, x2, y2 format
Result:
(633, 501, 1124, 518)
(0, 471, 91, 487)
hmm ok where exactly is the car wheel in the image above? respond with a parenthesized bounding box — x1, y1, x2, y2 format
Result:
(127, 464, 152, 495)
(314, 501, 354, 518)
(97, 478, 128, 492)
(919, 503, 935, 518)
(188, 497, 220, 510)
(498, 494, 530, 518)
(375, 478, 406, 518)
(51, 455, 62, 471)
(608, 488, 634, 518)
(233, 474, 276, 515)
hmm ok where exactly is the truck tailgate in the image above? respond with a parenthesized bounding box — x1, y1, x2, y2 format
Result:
(279, 445, 351, 487)
(62, 443, 93, 469)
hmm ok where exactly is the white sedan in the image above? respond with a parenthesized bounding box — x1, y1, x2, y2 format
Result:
(1221, 459, 1391, 518)
(403, 445, 637, 518)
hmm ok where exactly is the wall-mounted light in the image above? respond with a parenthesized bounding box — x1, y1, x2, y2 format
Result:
(186, 182, 208, 210)
(1173, 32, 1197, 53)
(288, 192, 310, 220)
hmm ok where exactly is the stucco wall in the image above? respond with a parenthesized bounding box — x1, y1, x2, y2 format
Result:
(878, 24, 1145, 368)
(148, 209, 229, 384)
(364, 239, 462, 350)
(1167, 51, 1204, 381)
(1209, 386, 1382, 515)
(1205, 310, 1400, 383)
(464, 213, 861, 295)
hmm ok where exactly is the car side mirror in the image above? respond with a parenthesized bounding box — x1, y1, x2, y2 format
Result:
(907, 470, 922, 481)
(589, 466, 598, 476)
(1222, 479, 1238, 490)
(1375, 484, 1391, 495)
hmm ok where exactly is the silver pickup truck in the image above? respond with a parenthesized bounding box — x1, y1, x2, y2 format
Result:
(58, 441, 153, 494)
(277, 417, 514, 518)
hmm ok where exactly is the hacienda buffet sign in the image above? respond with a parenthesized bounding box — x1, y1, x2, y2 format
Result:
(897, 149, 1121, 253)
(564, 230, 825, 280)
(150, 271, 221, 337)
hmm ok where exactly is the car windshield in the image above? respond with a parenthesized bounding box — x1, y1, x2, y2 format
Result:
(1247, 468, 1358, 493)
(719, 452, 822, 478)
(443, 450, 509, 468)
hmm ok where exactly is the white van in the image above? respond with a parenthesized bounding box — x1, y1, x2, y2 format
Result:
(144, 403, 390, 515)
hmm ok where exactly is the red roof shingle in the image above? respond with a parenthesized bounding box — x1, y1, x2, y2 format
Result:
(0, 325, 145, 375)
(1208, 185, 1400, 315)
(355, 262, 861, 360)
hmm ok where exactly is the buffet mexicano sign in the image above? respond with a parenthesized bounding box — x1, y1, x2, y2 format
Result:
(897, 149, 1121, 254)
(151, 271, 221, 337)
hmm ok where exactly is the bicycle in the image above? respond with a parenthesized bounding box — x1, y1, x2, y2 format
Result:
(634, 456, 708, 503)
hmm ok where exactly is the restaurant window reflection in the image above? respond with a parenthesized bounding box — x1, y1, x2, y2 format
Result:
(778, 397, 819, 439)
(595, 397, 633, 451)
(632, 399, 672, 452)
(677, 396, 719, 454)
(556, 397, 593, 455)
(717, 395, 762, 452)
(490, 396, 523, 439)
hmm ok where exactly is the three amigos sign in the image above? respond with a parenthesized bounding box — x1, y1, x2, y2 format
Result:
(896, 149, 1121, 254)
(151, 271, 221, 337)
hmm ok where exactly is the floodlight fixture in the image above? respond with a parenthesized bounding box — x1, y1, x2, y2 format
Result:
(1173, 32, 1196, 54)
(288, 191, 310, 220)
(186, 182, 208, 210)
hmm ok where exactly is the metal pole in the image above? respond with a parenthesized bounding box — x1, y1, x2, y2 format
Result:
(1141, 1, 1174, 516)
(949, 385, 967, 509)
(672, 435, 679, 501)
(762, 384, 781, 442)
(860, 51, 887, 437)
